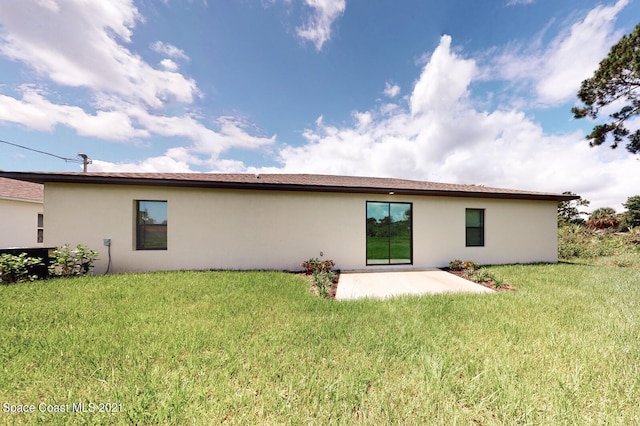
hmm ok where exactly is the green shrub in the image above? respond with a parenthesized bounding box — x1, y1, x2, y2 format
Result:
(614, 256, 634, 268)
(463, 260, 479, 271)
(625, 227, 640, 245)
(448, 259, 478, 272)
(449, 259, 509, 289)
(558, 224, 639, 261)
(312, 270, 336, 298)
(471, 268, 492, 283)
(301, 258, 335, 274)
(449, 259, 464, 271)
(558, 225, 596, 259)
(301, 258, 337, 298)
(0, 253, 43, 284)
(558, 242, 591, 259)
(49, 244, 99, 277)
(595, 235, 624, 257)
(462, 268, 476, 280)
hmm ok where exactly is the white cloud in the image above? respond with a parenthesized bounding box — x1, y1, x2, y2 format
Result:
(88, 27, 639, 209)
(506, 0, 535, 6)
(0, 0, 198, 108)
(0, 0, 274, 167)
(90, 112, 275, 172)
(535, 0, 628, 104)
(486, 0, 629, 106)
(150, 41, 189, 61)
(270, 35, 640, 209)
(0, 86, 147, 140)
(410, 35, 475, 116)
(296, 0, 346, 50)
(353, 111, 372, 128)
(160, 59, 179, 72)
(384, 82, 401, 98)
(92, 156, 194, 173)
(2, 0, 637, 212)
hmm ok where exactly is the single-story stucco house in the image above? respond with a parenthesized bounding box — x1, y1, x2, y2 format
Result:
(0, 177, 44, 248)
(0, 172, 576, 274)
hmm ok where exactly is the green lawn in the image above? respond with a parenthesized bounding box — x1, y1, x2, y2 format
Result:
(1, 265, 639, 424)
(367, 236, 411, 263)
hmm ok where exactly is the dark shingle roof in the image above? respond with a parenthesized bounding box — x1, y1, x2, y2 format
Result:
(0, 177, 43, 202)
(0, 172, 577, 202)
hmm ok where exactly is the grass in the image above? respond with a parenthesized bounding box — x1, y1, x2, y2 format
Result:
(558, 225, 640, 268)
(1, 265, 639, 424)
(366, 236, 411, 263)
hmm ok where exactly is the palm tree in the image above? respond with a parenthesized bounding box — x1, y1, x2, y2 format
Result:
(587, 207, 619, 230)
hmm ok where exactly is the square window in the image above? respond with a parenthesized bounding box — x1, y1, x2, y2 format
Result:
(136, 201, 167, 250)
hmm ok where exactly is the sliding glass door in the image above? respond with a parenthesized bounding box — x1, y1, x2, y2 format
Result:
(366, 202, 412, 265)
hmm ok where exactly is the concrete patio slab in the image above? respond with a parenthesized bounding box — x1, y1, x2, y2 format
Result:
(335, 269, 493, 300)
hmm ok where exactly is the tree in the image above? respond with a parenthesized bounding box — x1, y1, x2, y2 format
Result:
(558, 191, 590, 225)
(403, 208, 412, 222)
(587, 207, 620, 230)
(572, 22, 640, 154)
(623, 195, 640, 228)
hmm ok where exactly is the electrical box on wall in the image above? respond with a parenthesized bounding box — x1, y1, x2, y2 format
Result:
(103, 239, 111, 247)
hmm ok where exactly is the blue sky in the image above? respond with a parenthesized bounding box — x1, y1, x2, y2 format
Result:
(0, 0, 639, 210)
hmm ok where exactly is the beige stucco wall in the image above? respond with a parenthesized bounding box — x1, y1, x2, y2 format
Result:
(43, 183, 559, 274)
(0, 198, 43, 248)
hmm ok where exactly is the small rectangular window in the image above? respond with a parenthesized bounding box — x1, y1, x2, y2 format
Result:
(136, 201, 168, 250)
(37, 213, 44, 243)
(466, 209, 484, 247)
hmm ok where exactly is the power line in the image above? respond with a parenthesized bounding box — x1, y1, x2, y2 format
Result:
(0, 138, 80, 162)
(0, 138, 84, 164)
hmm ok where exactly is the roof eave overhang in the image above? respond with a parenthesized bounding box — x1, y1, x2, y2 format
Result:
(0, 172, 579, 202)
(0, 195, 43, 204)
